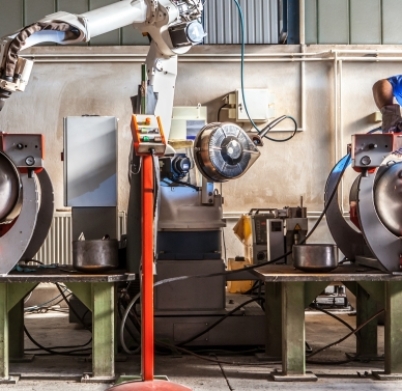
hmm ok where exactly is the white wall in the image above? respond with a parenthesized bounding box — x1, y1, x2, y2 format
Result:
(0, 44, 397, 260)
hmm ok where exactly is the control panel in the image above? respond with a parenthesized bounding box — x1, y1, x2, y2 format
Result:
(352, 133, 402, 169)
(132, 115, 167, 156)
(0, 133, 44, 168)
(251, 214, 284, 264)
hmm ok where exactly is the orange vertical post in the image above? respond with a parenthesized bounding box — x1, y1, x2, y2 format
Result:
(141, 154, 154, 381)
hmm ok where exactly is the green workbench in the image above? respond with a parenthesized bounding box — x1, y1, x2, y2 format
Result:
(0, 267, 135, 384)
(253, 264, 402, 381)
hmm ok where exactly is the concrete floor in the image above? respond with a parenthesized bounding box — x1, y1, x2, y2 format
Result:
(3, 309, 401, 391)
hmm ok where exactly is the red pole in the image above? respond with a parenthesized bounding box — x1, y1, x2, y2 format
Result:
(142, 154, 154, 381)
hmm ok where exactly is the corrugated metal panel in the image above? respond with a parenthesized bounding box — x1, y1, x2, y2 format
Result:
(25, 0, 56, 25)
(306, 0, 402, 44)
(0, 0, 23, 37)
(0, 0, 147, 45)
(318, 0, 349, 44)
(204, 0, 279, 44)
(382, 0, 402, 44)
(58, 0, 89, 15)
(350, 0, 381, 44)
(35, 212, 126, 266)
(305, 0, 317, 44)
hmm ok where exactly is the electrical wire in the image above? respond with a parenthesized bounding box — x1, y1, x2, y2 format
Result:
(217, 103, 229, 122)
(231, 0, 299, 142)
(308, 305, 356, 334)
(24, 283, 72, 312)
(120, 292, 141, 355)
(306, 309, 385, 360)
(170, 179, 200, 191)
(154, 153, 352, 288)
(55, 283, 91, 331)
(24, 325, 91, 357)
(177, 297, 264, 347)
(23, 284, 93, 355)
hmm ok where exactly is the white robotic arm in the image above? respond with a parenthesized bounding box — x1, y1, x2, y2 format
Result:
(0, 0, 204, 132)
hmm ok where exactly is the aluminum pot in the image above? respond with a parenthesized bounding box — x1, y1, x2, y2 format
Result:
(73, 239, 119, 272)
(293, 244, 338, 272)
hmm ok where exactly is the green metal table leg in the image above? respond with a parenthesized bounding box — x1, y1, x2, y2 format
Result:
(355, 282, 380, 359)
(264, 282, 282, 359)
(282, 281, 305, 376)
(373, 281, 402, 380)
(0, 284, 9, 381)
(9, 299, 35, 363)
(90, 282, 115, 382)
(0, 282, 36, 383)
(271, 281, 316, 382)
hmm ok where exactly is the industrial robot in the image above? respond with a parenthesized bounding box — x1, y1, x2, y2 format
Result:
(0, 0, 265, 347)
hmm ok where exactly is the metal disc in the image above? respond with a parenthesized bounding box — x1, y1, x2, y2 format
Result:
(374, 162, 402, 236)
(194, 122, 260, 182)
(0, 152, 22, 223)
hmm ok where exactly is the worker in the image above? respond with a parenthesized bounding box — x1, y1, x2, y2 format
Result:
(373, 76, 402, 133)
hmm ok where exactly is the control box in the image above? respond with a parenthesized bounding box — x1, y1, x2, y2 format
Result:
(132, 115, 167, 156)
(0, 133, 44, 168)
(251, 213, 284, 264)
(352, 133, 402, 169)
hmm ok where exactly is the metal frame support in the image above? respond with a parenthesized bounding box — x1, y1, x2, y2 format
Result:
(271, 281, 317, 381)
(282, 281, 305, 375)
(355, 282, 383, 359)
(0, 282, 37, 383)
(92, 282, 115, 381)
(384, 281, 402, 374)
(65, 282, 116, 382)
(0, 284, 9, 381)
(264, 282, 282, 359)
(8, 301, 25, 360)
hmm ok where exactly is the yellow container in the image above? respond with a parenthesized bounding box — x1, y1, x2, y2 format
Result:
(227, 257, 254, 294)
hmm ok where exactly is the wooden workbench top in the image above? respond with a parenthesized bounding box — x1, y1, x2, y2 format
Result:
(252, 264, 402, 282)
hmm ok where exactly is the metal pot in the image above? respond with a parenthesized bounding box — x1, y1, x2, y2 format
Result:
(73, 239, 119, 272)
(293, 244, 338, 272)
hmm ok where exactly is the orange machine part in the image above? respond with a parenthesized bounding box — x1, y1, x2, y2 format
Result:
(142, 154, 155, 381)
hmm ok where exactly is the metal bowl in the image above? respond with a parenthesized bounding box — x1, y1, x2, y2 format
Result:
(73, 239, 119, 272)
(293, 244, 338, 272)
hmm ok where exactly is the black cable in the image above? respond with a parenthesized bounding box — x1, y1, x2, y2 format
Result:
(24, 325, 91, 356)
(154, 154, 352, 288)
(55, 283, 91, 331)
(217, 103, 228, 122)
(368, 126, 382, 134)
(24, 293, 72, 313)
(260, 115, 299, 143)
(307, 309, 385, 360)
(170, 179, 200, 191)
(308, 305, 355, 334)
(118, 295, 141, 344)
(177, 297, 264, 347)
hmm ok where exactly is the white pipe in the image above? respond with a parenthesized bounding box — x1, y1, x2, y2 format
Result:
(299, 0, 306, 45)
(334, 51, 338, 169)
(24, 55, 402, 63)
(338, 59, 346, 214)
(20, 49, 402, 59)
